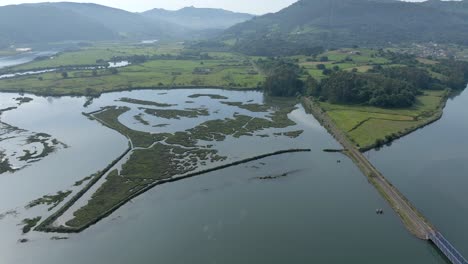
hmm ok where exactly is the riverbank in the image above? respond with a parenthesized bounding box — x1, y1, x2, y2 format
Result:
(302, 97, 434, 239)
(308, 89, 450, 151)
(36, 148, 310, 233)
(32, 92, 306, 233)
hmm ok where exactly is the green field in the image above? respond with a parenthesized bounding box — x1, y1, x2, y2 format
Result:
(9, 42, 185, 71)
(298, 49, 391, 80)
(0, 52, 264, 95)
(318, 90, 448, 149)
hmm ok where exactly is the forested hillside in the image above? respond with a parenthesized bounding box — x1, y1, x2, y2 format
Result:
(222, 0, 468, 55)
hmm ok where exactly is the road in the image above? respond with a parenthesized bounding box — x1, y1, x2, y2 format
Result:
(302, 97, 433, 239)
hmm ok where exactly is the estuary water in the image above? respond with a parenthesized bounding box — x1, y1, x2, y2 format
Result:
(0, 51, 57, 69)
(368, 87, 468, 259)
(0, 88, 459, 264)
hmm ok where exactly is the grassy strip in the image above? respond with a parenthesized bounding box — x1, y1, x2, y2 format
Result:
(143, 108, 209, 120)
(36, 148, 310, 233)
(310, 90, 450, 151)
(345, 149, 435, 236)
(35, 146, 132, 232)
(188, 94, 229, 100)
(358, 90, 449, 151)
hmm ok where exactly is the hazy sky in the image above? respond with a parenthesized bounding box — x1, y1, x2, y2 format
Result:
(0, 0, 300, 14)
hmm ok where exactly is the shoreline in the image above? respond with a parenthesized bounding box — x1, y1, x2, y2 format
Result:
(35, 148, 311, 233)
(0, 85, 262, 98)
(301, 96, 434, 239)
(302, 90, 450, 152)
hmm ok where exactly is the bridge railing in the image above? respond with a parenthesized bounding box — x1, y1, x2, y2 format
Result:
(429, 232, 468, 264)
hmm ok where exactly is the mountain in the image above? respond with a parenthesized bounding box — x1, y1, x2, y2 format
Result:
(222, 0, 468, 55)
(0, 4, 116, 47)
(40, 2, 187, 40)
(142, 6, 254, 30)
(0, 2, 233, 47)
(422, 0, 468, 15)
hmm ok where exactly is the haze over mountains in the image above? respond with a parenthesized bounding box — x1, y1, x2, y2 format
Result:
(142, 6, 254, 30)
(2, 0, 468, 52)
(0, 2, 253, 48)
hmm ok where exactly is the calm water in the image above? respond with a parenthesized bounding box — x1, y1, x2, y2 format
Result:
(369, 87, 468, 259)
(0, 88, 460, 263)
(0, 51, 57, 69)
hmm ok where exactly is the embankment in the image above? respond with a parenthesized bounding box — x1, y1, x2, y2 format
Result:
(36, 148, 311, 233)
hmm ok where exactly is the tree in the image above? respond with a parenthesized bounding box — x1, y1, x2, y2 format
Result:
(61, 72, 68, 79)
(322, 69, 332, 75)
(305, 76, 320, 97)
(92, 69, 98, 77)
(316, 64, 326, 70)
(263, 64, 304, 97)
(320, 56, 329, 62)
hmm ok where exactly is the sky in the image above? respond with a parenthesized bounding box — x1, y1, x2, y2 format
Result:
(0, 0, 300, 14)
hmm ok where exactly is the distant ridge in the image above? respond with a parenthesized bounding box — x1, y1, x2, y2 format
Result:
(0, 2, 254, 47)
(142, 6, 254, 30)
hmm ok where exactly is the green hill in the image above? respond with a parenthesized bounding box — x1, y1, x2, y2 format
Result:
(0, 2, 247, 47)
(222, 0, 468, 55)
(42, 2, 186, 39)
(0, 4, 116, 46)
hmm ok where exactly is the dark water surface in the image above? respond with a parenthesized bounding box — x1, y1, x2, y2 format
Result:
(0, 89, 459, 263)
(368, 87, 468, 259)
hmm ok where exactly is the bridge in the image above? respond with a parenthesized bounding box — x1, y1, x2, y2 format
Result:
(302, 97, 467, 264)
(430, 232, 468, 264)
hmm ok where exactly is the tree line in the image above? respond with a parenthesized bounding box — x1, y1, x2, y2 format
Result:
(262, 57, 468, 108)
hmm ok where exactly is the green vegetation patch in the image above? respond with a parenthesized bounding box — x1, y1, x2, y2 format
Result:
(318, 90, 447, 149)
(188, 94, 229, 100)
(18, 133, 64, 162)
(15, 97, 33, 105)
(92, 106, 166, 147)
(283, 130, 304, 138)
(26, 191, 72, 211)
(0, 56, 264, 96)
(21, 217, 41, 234)
(118, 97, 175, 107)
(66, 143, 225, 228)
(220, 101, 270, 112)
(134, 114, 149, 126)
(63, 98, 298, 230)
(74, 173, 97, 187)
(0, 152, 14, 174)
(143, 107, 209, 120)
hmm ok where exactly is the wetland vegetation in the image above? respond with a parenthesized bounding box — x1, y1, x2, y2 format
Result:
(21, 217, 41, 234)
(26, 191, 72, 211)
(32, 90, 309, 232)
(0, 38, 466, 239)
(118, 97, 175, 107)
(0, 108, 67, 174)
